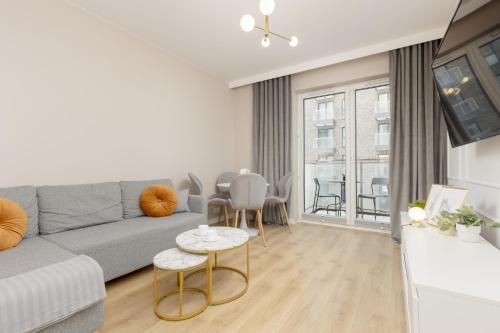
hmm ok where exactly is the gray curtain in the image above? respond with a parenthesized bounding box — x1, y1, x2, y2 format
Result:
(253, 75, 292, 223)
(390, 40, 448, 240)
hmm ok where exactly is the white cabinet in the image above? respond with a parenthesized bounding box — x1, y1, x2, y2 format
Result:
(401, 226, 500, 333)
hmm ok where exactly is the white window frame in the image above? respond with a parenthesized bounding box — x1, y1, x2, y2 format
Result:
(296, 77, 390, 226)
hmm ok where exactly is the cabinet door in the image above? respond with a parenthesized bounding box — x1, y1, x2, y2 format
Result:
(401, 248, 419, 333)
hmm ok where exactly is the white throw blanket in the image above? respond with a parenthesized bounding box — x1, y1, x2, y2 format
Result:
(0, 255, 106, 333)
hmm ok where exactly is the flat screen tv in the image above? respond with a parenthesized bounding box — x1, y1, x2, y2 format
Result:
(433, 0, 500, 147)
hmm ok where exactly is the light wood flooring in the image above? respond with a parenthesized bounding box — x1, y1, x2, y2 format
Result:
(101, 223, 405, 333)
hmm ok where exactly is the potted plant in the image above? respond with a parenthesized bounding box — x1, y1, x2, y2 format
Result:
(454, 206, 483, 242)
(433, 210, 458, 236)
(409, 199, 426, 209)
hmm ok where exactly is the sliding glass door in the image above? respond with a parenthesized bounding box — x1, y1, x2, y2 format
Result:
(355, 85, 391, 227)
(303, 92, 347, 222)
(301, 79, 391, 229)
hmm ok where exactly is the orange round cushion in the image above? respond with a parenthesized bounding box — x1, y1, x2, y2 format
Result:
(140, 185, 178, 217)
(0, 198, 27, 250)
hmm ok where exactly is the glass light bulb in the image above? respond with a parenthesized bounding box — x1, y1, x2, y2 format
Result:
(261, 37, 271, 47)
(289, 36, 299, 47)
(259, 0, 275, 15)
(240, 14, 255, 32)
(408, 207, 426, 222)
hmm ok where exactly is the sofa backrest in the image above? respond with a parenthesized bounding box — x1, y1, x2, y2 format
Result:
(37, 182, 123, 235)
(0, 185, 39, 238)
(119, 179, 174, 219)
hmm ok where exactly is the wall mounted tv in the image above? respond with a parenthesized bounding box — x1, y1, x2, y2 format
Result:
(433, 0, 500, 147)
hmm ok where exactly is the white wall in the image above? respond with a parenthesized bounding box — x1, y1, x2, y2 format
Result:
(0, 0, 236, 192)
(448, 136, 500, 222)
(233, 53, 390, 221)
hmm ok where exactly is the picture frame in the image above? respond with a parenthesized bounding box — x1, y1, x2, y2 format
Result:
(424, 184, 468, 225)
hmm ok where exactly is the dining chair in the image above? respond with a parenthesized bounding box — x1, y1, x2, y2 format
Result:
(188, 172, 203, 195)
(229, 173, 268, 246)
(264, 173, 293, 232)
(357, 177, 389, 221)
(312, 178, 341, 215)
(207, 171, 239, 226)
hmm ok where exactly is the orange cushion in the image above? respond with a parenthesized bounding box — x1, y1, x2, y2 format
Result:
(140, 185, 178, 217)
(0, 198, 27, 250)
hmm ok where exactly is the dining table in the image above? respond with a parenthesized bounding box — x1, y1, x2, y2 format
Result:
(216, 182, 269, 237)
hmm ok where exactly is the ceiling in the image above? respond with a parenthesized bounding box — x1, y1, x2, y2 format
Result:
(68, 0, 460, 87)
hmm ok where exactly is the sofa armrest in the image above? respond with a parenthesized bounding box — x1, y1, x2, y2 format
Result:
(188, 195, 207, 221)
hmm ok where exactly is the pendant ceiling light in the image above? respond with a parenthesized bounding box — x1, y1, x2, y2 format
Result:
(240, 0, 299, 48)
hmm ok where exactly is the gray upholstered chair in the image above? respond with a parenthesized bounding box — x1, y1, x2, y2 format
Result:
(207, 171, 239, 226)
(188, 172, 203, 195)
(264, 173, 293, 232)
(229, 173, 268, 246)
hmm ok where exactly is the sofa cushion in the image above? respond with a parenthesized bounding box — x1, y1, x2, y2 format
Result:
(37, 182, 123, 235)
(42, 212, 203, 281)
(0, 185, 38, 238)
(140, 185, 177, 217)
(120, 179, 174, 219)
(175, 189, 190, 213)
(0, 198, 27, 250)
(0, 237, 75, 279)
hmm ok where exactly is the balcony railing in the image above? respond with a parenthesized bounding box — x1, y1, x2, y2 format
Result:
(375, 132, 390, 151)
(304, 159, 390, 221)
(374, 101, 390, 120)
(312, 137, 334, 149)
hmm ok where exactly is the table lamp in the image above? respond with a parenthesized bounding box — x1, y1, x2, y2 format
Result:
(408, 207, 426, 228)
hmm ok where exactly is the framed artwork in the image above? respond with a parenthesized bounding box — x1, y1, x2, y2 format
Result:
(424, 184, 468, 225)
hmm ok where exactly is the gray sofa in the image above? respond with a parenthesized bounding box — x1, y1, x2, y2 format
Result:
(0, 178, 206, 333)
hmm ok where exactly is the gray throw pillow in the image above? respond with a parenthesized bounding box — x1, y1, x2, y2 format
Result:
(175, 189, 190, 213)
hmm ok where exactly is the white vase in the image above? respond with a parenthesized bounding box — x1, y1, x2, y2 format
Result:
(456, 224, 481, 242)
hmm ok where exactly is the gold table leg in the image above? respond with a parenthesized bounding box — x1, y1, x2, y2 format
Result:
(185, 242, 250, 306)
(153, 265, 208, 321)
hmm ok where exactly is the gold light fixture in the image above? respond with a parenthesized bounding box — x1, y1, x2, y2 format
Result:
(240, 0, 299, 48)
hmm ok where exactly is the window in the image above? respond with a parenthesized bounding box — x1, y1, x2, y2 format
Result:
(318, 128, 333, 138)
(317, 101, 334, 120)
(378, 123, 390, 133)
(342, 127, 346, 147)
(378, 93, 388, 103)
(302, 80, 391, 229)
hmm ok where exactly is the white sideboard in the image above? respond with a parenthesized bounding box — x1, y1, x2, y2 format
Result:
(401, 225, 500, 333)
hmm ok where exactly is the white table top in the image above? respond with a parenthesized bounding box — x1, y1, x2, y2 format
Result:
(153, 248, 207, 270)
(176, 227, 249, 253)
(217, 182, 270, 190)
(402, 226, 500, 303)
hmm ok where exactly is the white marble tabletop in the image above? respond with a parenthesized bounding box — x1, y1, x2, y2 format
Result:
(176, 227, 249, 253)
(217, 182, 269, 191)
(153, 248, 207, 270)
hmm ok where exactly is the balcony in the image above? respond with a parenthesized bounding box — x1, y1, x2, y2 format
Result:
(313, 109, 335, 127)
(303, 159, 390, 224)
(375, 132, 390, 152)
(374, 101, 390, 121)
(312, 137, 334, 149)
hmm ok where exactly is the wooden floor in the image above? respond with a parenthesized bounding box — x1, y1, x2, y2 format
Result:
(101, 223, 406, 333)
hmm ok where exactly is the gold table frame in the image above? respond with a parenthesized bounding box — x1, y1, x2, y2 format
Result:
(153, 261, 209, 321)
(179, 240, 250, 305)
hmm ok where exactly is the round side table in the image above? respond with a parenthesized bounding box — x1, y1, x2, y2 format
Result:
(176, 227, 250, 305)
(152, 248, 208, 321)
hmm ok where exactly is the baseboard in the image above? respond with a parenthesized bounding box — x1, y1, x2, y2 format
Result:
(298, 219, 391, 235)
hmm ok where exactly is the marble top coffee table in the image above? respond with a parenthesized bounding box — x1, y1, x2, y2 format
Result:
(153, 248, 207, 270)
(152, 248, 208, 321)
(176, 227, 250, 305)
